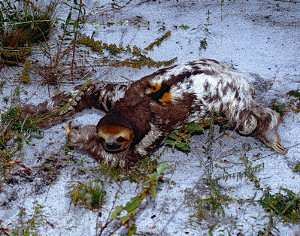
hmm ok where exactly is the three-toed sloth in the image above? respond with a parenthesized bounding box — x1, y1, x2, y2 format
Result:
(48, 59, 286, 167)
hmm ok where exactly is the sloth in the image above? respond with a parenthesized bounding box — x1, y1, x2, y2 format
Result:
(58, 59, 287, 167)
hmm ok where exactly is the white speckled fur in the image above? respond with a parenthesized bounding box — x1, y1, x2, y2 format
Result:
(135, 123, 164, 156)
(160, 60, 256, 127)
(98, 83, 127, 112)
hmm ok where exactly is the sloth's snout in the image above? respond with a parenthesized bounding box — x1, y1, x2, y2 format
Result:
(103, 142, 123, 152)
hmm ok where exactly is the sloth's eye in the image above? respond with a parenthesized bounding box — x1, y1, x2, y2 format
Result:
(116, 136, 128, 143)
(98, 137, 105, 143)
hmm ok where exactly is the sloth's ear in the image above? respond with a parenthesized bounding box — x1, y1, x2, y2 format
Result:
(238, 113, 257, 136)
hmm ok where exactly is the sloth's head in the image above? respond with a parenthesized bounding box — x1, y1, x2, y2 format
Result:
(237, 105, 287, 155)
(96, 113, 135, 153)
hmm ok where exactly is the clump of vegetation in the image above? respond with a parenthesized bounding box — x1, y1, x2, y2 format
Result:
(239, 153, 263, 190)
(271, 90, 300, 115)
(0, 47, 32, 65)
(287, 90, 300, 113)
(69, 179, 105, 210)
(77, 33, 177, 69)
(187, 179, 232, 222)
(292, 162, 300, 173)
(0, 0, 56, 64)
(177, 24, 190, 30)
(3, 203, 47, 236)
(0, 88, 43, 184)
(287, 90, 300, 98)
(271, 100, 287, 116)
(165, 121, 205, 153)
(97, 157, 158, 183)
(36, 0, 88, 84)
(0, 105, 40, 143)
(108, 163, 168, 236)
(199, 38, 208, 51)
(260, 188, 300, 223)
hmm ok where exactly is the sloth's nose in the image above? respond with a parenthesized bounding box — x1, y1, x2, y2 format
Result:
(103, 142, 122, 152)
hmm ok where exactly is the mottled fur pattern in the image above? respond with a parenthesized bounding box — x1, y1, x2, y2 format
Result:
(24, 59, 287, 167)
(145, 59, 286, 154)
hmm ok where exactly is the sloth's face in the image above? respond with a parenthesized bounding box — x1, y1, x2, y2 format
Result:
(97, 124, 134, 153)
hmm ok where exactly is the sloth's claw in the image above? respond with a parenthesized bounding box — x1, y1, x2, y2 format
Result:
(271, 142, 288, 155)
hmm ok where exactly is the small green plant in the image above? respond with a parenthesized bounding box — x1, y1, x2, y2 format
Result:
(69, 179, 105, 210)
(199, 38, 208, 50)
(194, 180, 231, 221)
(240, 153, 263, 190)
(7, 203, 46, 236)
(292, 162, 300, 173)
(109, 163, 168, 236)
(271, 100, 286, 116)
(165, 122, 204, 152)
(287, 90, 300, 98)
(287, 90, 300, 113)
(178, 24, 190, 30)
(260, 188, 300, 223)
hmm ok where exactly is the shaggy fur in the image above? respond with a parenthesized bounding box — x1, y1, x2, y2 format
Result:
(24, 59, 287, 167)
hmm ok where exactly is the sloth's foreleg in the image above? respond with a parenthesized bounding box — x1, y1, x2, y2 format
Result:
(134, 123, 167, 157)
(65, 122, 105, 162)
(22, 80, 128, 128)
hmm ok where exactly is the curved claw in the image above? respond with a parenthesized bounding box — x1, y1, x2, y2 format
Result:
(271, 141, 288, 155)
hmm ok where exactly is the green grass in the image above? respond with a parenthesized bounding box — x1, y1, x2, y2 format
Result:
(69, 179, 105, 210)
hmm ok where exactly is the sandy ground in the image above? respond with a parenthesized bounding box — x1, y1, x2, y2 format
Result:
(1, 0, 300, 235)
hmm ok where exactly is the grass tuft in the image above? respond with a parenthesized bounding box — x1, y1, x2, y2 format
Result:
(69, 179, 105, 211)
(0, 0, 57, 64)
